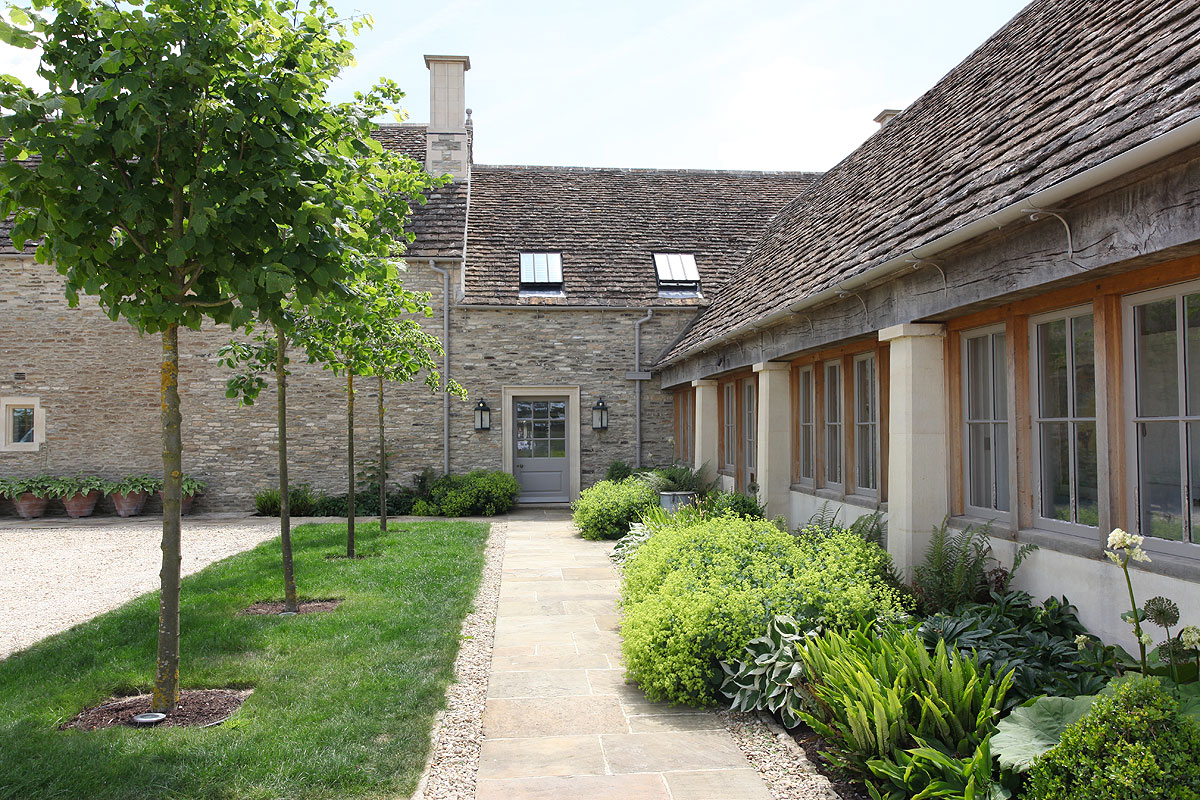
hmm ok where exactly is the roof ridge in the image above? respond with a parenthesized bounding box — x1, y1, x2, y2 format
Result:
(473, 163, 822, 177)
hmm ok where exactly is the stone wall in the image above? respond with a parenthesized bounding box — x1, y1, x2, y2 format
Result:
(0, 257, 694, 513)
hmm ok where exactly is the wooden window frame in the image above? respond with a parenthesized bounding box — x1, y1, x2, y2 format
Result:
(789, 339, 888, 502)
(672, 386, 695, 465)
(717, 371, 757, 491)
(794, 365, 816, 487)
(853, 352, 880, 498)
(959, 323, 1012, 522)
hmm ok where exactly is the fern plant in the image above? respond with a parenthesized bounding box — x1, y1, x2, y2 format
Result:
(911, 519, 1037, 614)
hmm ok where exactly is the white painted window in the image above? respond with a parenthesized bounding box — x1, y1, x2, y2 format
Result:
(797, 366, 815, 483)
(824, 360, 842, 488)
(1124, 283, 1200, 552)
(519, 252, 563, 288)
(854, 353, 878, 494)
(963, 326, 1010, 516)
(1031, 308, 1098, 533)
(743, 380, 756, 483)
(1, 396, 42, 452)
(723, 382, 736, 470)
(653, 253, 700, 295)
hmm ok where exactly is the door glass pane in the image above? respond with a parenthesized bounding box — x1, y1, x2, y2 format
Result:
(1076, 422, 1099, 527)
(549, 401, 566, 420)
(1136, 298, 1179, 417)
(968, 422, 992, 508)
(1038, 319, 1068, 418)
(533, 402, 549, 419)
(516, 401, 532, 418)
(992, 333, 1008, 418)
(533, 420, 549, 437)
(533, 440, 549, 458)
(967, 335, 991, 420)
(1072, 315, 1096, 417)
(994, 422, 1010, 511)
(517, 438, 533, 457)
(549, 439, 566, 458)
(1039, 421, 1071, 522)
(1139, 421, 1183, 541)
(550, 420, 565, 438)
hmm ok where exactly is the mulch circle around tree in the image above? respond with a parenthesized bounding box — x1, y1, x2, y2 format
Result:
(240, 599, 343, 615)
(790, 728, 871, 800)
(61, 689, 252, 732)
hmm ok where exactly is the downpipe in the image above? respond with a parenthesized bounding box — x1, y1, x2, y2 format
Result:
(428, 259, 451, 475)
(633, 308, 654, 468)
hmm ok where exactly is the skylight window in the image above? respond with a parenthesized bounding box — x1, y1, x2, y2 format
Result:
(519, 252, 563, 290)
(654, 253, 701, 295)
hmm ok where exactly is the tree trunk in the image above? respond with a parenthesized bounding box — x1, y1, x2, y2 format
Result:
(378, 373, 387, 533)
(152, 323, 183, 713)
(347, 371, 355, 558)
(276, 325, 298, 613)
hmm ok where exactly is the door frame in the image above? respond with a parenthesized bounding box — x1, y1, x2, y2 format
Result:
(502, 385, 581, 503)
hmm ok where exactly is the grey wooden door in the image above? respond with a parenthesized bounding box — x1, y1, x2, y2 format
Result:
(513, 397, 569, 502)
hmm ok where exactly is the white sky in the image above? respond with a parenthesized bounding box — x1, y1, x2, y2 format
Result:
(0, 0, 1030, 171)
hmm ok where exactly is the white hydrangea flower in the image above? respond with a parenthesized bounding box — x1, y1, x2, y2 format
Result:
(1107, 528, 1130, 548)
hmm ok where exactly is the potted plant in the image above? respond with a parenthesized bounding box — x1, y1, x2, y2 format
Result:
(638, 463, 716, 513)
(0, 474, 57, 519)
(49, 474, 106, 518)
(106, 473, 163, 517)
(159, 474, 206, 515)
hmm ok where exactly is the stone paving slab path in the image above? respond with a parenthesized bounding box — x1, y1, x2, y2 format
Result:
(477, 512, 773, 800)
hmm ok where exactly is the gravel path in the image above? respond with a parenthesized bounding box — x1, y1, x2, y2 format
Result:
(414, 519, 506, 800)
(0, 513, 286, 659)
(720, 710, 840, 800)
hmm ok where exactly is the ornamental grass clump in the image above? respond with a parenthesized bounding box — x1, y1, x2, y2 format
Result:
(1025, 676, 1200, 800)
(620, 515, 906, 706)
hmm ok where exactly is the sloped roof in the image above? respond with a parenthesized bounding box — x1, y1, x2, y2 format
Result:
(661, 0, 1200, 363)
(461, 165, 820, 306)
(372, 124, 469, 258)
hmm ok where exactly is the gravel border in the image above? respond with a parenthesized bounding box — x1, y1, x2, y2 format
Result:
(412, 519, 506, 800)
(718, 709, 840, 800)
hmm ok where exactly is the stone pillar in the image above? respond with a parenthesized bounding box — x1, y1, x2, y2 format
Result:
(692, 379, 719, 474)
(753, 361, 792, 521)
(879, 323, 948, 576)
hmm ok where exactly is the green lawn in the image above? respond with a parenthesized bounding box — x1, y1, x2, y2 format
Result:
(0, 520, 489, 800)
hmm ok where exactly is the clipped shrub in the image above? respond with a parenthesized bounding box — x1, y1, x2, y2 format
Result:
(605, 460, 633, 482)
(621, 515, 907, 706)
(1025, 676, 1200, 800)
(425, 470, 520, 516)
(572, 478, 658, 540)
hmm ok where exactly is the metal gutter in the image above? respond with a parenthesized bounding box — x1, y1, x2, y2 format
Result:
(451, 303, 701, 312)
(659, 114, 1200, 369)
(632, 309, 654, 468)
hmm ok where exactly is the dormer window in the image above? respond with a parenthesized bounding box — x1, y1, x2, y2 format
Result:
(654, 253, 701, 297)
(519, 252, 564, 294)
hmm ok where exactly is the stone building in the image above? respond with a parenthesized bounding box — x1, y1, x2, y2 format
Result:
(0, 54, 816, 511)
(661, 0, 1200, 645)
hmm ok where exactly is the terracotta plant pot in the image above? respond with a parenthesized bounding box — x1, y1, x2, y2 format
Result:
(158, 490, 198, 515)
(111, 490, 148, 518)
(62, 490, 101, 519)
(13, 492, 48, 520)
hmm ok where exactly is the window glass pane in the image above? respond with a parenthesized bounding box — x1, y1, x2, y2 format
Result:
(966, 335, 991, 420)
(1187, 295, 1200, 416)
(856, 423, 876, 490)
(533, 402, 549, 419)
(825, 363, 841, 423)
(1135, 298, 1179, 418)
(519, 253, 533, 283)
(516, 401, 532, 418)
(1190, 422, 1200, 544)
(11, 407, 34, 443)
(800, 426, 813, 480)
(1139, 421, 1183, 541)
(992, 333, 1008, 418)
(968, 423, 993, 508)
(826, 422, 841, 484)
(1037, 319, 1069, 418)
(1076, 422, 1099, 527)
(994, 422, 1010, 511)
(799, 370, 812, 422)
(744, 382, 756, 470)
(1039, 421, 1071, 522)
(855, 357, 875, 424)
(549, 401, 566, 420)
(1072, 315, 1096, 418)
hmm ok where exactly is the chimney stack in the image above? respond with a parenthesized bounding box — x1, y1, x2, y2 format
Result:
(874, 108, 901, 128)
(424, 55, 471, 181)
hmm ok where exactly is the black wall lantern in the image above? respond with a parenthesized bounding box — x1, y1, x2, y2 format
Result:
(473, 399, 491, 431)
(591, 398, 609, 430)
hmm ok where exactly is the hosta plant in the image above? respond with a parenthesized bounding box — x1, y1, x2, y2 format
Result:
(0, 474, 57, 498)
(44, 474, 106, 498)
(106, 474, 164, 496)
(719, 614, 813, 728)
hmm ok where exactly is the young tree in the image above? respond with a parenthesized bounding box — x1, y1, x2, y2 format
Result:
(0, 0, 438, 711)
(297, 278, 463, 555)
